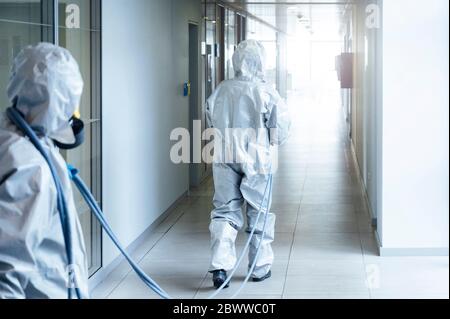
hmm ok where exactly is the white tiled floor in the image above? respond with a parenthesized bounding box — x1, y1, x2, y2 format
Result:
(91, 91, 449, 300)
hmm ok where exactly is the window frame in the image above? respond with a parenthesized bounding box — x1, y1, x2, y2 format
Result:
(49, 0, 103, 277)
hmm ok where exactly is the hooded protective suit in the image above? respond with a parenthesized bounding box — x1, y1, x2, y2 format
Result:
(0, 43, 89, 299)
(206, 40, 291, 279)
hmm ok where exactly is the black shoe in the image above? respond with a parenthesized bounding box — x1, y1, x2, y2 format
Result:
(252, 270, 272, 283)
(212, 270, 229, 289)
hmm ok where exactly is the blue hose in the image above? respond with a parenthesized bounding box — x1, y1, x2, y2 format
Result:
(70, 166, 273, 300)
(6, 107, 82, 300)
(68, 166, 171, 299)
(7, 106, 274, 300)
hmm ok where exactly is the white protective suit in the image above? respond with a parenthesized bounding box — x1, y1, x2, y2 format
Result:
(0, 43, 89, 299)
(206, 40, 291, 279)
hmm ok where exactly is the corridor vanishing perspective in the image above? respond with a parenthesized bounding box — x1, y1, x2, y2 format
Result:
(91, 90, 449, 299)
(0, 0, 448, 306)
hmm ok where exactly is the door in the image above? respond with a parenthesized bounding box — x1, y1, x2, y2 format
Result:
(189, 23, 200, 187)
(57, 0, 102, 276)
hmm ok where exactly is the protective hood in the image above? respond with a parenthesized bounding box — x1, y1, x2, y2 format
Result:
(232, 40, 266, 82)
(7, 43, 84, 144)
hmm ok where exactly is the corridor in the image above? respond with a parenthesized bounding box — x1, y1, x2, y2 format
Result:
(0, 0, 448, 305)
(91, 90, 449, 299)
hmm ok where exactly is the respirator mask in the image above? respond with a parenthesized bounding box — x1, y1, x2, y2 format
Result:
(7, 104, 86, 151)
(53, 109, 86, 150)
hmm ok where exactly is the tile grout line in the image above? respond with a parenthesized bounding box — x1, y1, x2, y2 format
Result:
(358, 229, 374, 299)
(343, 132, 373, 299)
(346, 140, 376, 300)
(347, 141, 374, 300)
(279, 122, 314, 299)
(193, 272, 210, 299)
(280, 155, 309, 299)
(166, 190, 212, 299)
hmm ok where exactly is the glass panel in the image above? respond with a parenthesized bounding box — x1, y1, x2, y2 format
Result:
(217, 5, 225, 83)
(58, 0, 101, 275)
(0, 0, 51, 111)
(247, 19, 278, 88)
(0, 0, 101, 277)
(224, 9, 236, 80)
(205, 3, 217, 99)
(0, 0, 44, 24)
(58, 0, 98, 31)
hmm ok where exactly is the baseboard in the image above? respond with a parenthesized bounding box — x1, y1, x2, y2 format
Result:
(374, 230, 382, 256)
(189, 169, 212, 190)
(373, 228, 449, 257)
(199, 169, 212, 185)
(371, 218, 378, 227)
(379, 247, 449, 257)
(349, 141, 378, 228)
(88, 191, 188, 292)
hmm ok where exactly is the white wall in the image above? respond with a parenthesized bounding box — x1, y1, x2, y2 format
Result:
(102, 0, 201, 265)
(348, 0, 380, 223)
(380, 0, 449, 254)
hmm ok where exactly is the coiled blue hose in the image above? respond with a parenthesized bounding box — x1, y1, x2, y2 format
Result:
(68, 166, 171, 299)
(70, 166, 272, 300)
(7, 106, 273, 300)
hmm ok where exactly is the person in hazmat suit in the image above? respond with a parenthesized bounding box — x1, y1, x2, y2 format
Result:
(206, 40, 291, 288)
(0, 43, 89, 299)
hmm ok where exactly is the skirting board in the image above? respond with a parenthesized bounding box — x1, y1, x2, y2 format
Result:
(379, 247, 449, 257)
(374, 231, 449, 257)
(349, 141, 378, 227)
(88, 191, 188, 291)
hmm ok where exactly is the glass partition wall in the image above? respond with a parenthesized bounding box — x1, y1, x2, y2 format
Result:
(247, 19, 278, 89)
(204, 3, 217, 99)
(224, 9, 236, 80)
(0, 0, 102, 276)
(203, 2, 281, 92)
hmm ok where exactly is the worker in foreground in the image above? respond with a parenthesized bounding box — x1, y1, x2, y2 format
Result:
(0, 43, 89, 299)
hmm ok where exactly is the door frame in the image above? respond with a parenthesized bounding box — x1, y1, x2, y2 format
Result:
(188, 22, 200, 188)
(51, 0, 102, 276)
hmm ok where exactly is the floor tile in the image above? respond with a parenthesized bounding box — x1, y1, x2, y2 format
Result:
(297, 213, 359, 234)
(283, 292, 370, 299)
(108, 273, 205, 299)
(287, 259, 366, 278)
(283, 275, 369, 295)
(290, 233, 364, 262)
(365, 257, 449, 296)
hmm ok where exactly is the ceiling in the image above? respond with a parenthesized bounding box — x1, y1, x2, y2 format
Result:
(219, 0, 352, 37)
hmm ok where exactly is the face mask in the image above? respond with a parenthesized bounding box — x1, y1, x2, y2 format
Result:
(8, 100, 86, 150)
(53, 114, 85, 150)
